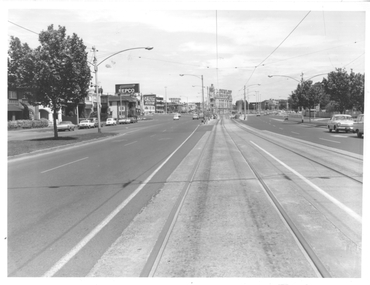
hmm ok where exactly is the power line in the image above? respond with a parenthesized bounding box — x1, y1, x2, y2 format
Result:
(8, 20, 39, 35)
(256, 11, 311, 68)
(244, 11, 311, 87)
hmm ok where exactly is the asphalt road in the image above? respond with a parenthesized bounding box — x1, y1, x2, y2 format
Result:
(8, 114, 208, 276)
(238, 115, 364, 155)
(7, 114, 364, 277)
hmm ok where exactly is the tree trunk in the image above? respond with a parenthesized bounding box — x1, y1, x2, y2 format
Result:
(53, 108, 58, 139)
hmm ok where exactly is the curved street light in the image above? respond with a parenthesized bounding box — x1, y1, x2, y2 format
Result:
(92, 46, 153, 132)
(179, 74, 204, 115)
(241, 84, 261, 119)
(268, 73, 328, 121)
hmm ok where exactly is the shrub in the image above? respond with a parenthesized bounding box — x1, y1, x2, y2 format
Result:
(8, 118, 51, 130)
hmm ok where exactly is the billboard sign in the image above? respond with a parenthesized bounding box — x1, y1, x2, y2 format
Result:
(169, 98, 181, 103)
(115, 83, 140, 95)
(144, 94, 156, 105)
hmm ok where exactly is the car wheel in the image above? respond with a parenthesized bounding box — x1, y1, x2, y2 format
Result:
(335, 126, 339, 133)
(357, 132, 362, 138)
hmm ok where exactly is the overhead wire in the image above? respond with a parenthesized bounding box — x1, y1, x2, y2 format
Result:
(8, 20, 39, 35)
(244, 11, 311, 87)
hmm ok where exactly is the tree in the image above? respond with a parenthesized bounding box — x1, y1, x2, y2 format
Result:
(8, 36, 36, 92)
(8, 25, 91, 138)
(349, 69, 365, 113)
(322, 68, 351, 114)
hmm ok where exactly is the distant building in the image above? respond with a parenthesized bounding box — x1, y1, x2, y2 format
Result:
(156, 96, 164, 113)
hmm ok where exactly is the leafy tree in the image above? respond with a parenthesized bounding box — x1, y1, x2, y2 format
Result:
(322, 68, 352, 114)
(349, 69, 365, 113)
(8, 25, 91, 138)
(8, 36, 36, 91)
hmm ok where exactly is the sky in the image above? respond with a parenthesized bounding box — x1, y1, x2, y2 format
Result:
(3, 2, 368, 105)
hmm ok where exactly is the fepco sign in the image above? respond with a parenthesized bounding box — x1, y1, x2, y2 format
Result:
(115, 83, 140, 95)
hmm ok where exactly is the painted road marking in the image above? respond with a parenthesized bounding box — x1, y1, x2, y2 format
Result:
(250, 141, 361, 223)
(123, 141, 137, 147)
(42, 125, 200, 277)
(319, 138, 340, 144)
(41, 157, 88, 174)
(331, 135, 348, 138)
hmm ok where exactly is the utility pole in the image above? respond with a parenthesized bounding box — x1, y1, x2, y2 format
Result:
(243, 85, 246, 120)
(92, 46, 102, 133)
(165, 86, 167, 114)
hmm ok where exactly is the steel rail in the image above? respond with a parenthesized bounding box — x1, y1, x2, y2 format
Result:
(219, 118, 331, 278)
(140, 120, 219, 277)
(232, 119, 363, 185)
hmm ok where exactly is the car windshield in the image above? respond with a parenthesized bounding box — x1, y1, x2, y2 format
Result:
(81, 120, 89, 123)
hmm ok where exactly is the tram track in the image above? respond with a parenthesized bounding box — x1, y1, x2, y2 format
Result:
(89, 116, 361, 277)
(218, 117, 330, 277)
(231, 119, 363, 184)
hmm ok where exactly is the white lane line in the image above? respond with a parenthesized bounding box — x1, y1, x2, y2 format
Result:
(291, 131, 300, 135)
(42, 125, 200, 277)
(123, 141, 137, 147)
(331, 135, 348, 138)
(319, 138, 340, 144)
(250, 141, 362, 223)
(41, 157, 88, 174)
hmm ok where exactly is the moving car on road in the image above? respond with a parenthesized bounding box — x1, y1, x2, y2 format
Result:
(129, 116, 138, 123)
(173, 114, 179, 120)
(353, 114, 364, 138)
(78, 119, 95, 129)
(192, 114, 199, 120)
(106, 118, 117, 126)
(327, 114, 354, 133)
(57, 121, 75, 131)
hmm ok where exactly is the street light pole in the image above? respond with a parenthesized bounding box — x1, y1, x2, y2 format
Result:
(165, 86, 167, 114)
(243, 85, 246, 120)
(268, 73, 327, 122)
(92, 46, 153, 133)
(92, 46, 101, 133)
(180, 73, 204, 115)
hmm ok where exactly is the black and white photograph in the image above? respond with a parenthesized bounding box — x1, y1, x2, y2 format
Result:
(3, 0, 369, 283)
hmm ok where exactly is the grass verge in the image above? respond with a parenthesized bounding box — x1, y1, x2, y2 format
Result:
(8, 132, 118, 157)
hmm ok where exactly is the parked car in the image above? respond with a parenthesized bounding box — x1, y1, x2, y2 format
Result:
(353, 114, 364, 138)
(90, 118, 103, 128)
(192, 113, 199, 120)
(129, 116, 138, 123)
(173, 114, 180, 120)
(119, 117, 131, 124)
(106, 118, 117, 126)
(78, 119, 95, 129)
(57, 121, 75, 131)
(327, 114, 354, 133)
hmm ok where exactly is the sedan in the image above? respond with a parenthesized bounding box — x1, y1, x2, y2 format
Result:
(106, 118, 117, 126)
(57, 121, 75, 131)
(353, 114, 364, 138)
(192, 114, 199, 120)
(327, 114, 354, 133)
(119, 117, 131, 124)
(173, 114, 179, 120)
(78, 120, 95, 129)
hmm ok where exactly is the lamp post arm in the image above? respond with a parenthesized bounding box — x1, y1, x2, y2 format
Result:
(306, 73, 328, 82)
(268, 75, 300, 83)
(97, 47, 153, 67)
